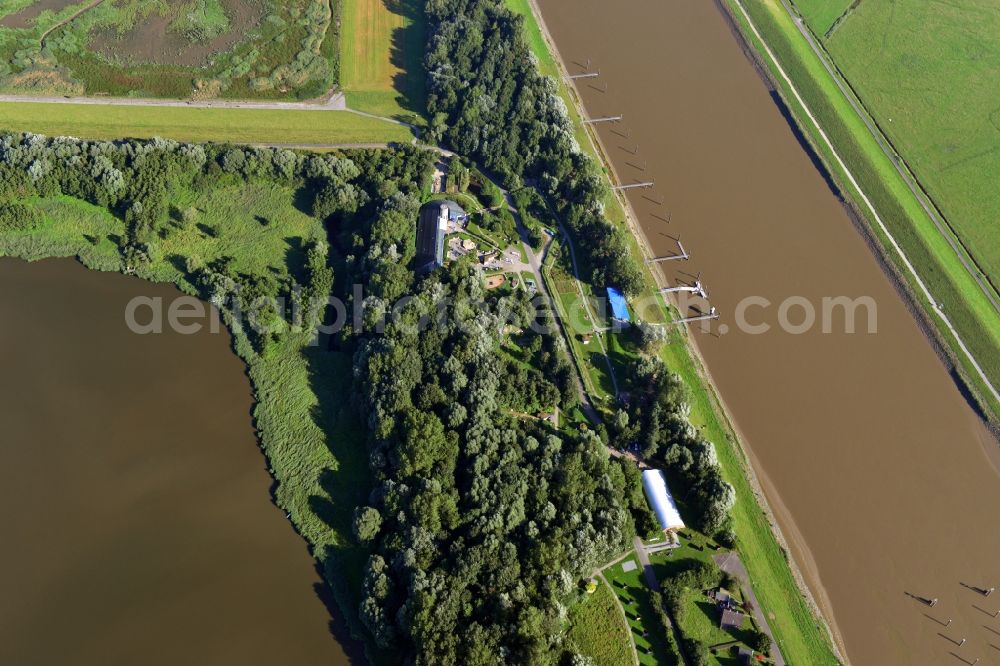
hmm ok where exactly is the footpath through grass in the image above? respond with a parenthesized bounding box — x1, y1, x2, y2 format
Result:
(508, 0, 842, 663)
(0, 102, 415, 145)
(724, 0, 1000, 420)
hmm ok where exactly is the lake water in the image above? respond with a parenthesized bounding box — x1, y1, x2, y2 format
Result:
(0, 258, 351, 665)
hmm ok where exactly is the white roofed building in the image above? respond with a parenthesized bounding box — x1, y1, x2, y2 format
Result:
(641, 469, 685, 532)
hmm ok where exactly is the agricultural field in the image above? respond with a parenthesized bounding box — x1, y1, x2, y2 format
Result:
(339, 0, 425, 123)
(807, 0, 1000, 288)
(794, 0, 854, 36)
(0, 0, 339, 99)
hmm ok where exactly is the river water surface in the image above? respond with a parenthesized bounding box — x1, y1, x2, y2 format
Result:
(536, 0, 1000, 663)
(0, 258, 350, 665)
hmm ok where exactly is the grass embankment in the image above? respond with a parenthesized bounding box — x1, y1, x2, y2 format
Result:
(566, 578, 634, 666)
(723, 0, 1000, 419)
(0, 178, 374, 643)
(506, 0, 842, 663)
(339, 0, 426, 124)
(0, 101, 414, 144)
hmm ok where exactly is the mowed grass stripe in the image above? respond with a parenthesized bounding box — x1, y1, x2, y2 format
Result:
(341, 0, 398, 89)
(0, 102, 414, 144)
(340, 0, 426, 121)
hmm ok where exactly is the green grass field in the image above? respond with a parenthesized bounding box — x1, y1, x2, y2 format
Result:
(541, 245, 617, 405)
(795, 0, 854, 35)
(0, 101, 415, 144)
(813, 0, 1000, 283)
(725, 0, 1000, 420)
(566, 579, 634, 666)
(603, 557, 677, 666)
(339, 0, 426, 124)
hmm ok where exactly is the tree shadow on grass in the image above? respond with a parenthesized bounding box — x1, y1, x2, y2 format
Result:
(386, 0, 427, 124)
(302, 340, 377, 660)
(692, 598, 756, 646)
(283, 236, 307, 283)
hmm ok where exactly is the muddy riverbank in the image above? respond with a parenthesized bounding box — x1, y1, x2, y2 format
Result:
(0, 258, 351, 665)
(536, 0, 1000, 663)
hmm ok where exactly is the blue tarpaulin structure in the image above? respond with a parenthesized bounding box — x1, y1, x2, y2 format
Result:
(607, 287, 631, 322)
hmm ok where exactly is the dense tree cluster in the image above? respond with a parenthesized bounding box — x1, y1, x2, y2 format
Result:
(327, 187, 635, 663)
(0, 133, 426, 354)
(605, 356, 736, 535)
(424, 0, 643, 295)
(420, 0, 737, 543)
(660, 559, 722, 624)
(0, 191, 42, 231)
(0, 130, 738, 663)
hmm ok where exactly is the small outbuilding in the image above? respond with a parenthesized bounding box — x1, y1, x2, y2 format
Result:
(641, 469, 685, 532)
(607, 287, 631, 324)
(438, 199, 468, 222)
(720, 609, 746, 631)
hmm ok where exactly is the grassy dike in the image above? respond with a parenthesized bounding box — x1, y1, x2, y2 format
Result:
(719, 0, 1000, 421)
(0, 101, 415, 146)
(507, 1, 842, 663)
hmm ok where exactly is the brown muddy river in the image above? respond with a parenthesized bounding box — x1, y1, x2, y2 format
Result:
(536, 0, 1000, 663)
(0, 258, 350, 665)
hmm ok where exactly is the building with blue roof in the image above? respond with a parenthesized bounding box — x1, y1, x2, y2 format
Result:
(607, 287, 631, 323)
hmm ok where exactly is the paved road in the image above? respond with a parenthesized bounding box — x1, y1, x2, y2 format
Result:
(633, 535, 662, 592)
(714, 551, 787, 666)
